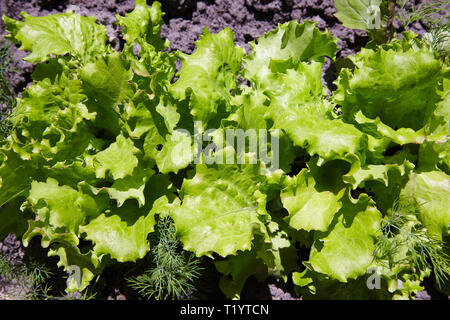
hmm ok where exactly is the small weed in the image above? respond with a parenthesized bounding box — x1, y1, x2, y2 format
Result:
(0, 253, 54, 300)
(0, 41, 16, 139)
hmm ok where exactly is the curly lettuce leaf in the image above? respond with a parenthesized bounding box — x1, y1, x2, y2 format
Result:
(0, 146, 35, 206)
(91, 134, 141, 180)
(334, 46, 445, 142)
(172, 148, 268, 257)
(264, 62, 367, 162)
(8, 73, 95, 163)
(42, 161, 98, 191)
(256, 219, 300, 280)
(400, 171, 450, 240)
(343, 159, 414, 190)
(80, 174, 178, 262)
(281, 169, 345, 232)
(135, 90, 193, 174)
(170, 27, 245, 127)
(79, 52, 134, 135)
(86, 166, 154, 208)
(228, 86, 270, 130)
(308, 195, 382, 282)
(49, 244, 104, 293)
(243, 20, 337, 89)
(27, 178, 108, 233)
(116, 0, 168, 50)
(352, 110, 428, 146)
(79, 205, 155, 262)
(151, 130, 193, 174)
(3, 12, 109, 63)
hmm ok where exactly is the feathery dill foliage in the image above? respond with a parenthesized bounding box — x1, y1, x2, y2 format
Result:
(396, 0, 450, 27)
(0, 41, 16, 139)
(0, 253, 54, 299)
(0, 253, 18, 280)
(127, 216, 203, 300)
(425, 23, 450, 57)
(373, 199, 450, 288)
(395, 0, 449, 58)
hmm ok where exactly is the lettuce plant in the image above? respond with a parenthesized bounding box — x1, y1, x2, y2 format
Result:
(0, 0, 449, 299)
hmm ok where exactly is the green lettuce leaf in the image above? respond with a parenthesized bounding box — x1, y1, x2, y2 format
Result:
(27, 178, 108, 233)
(343, 159, 414, 190)
(334, 0, 385, 31)
(8, 73, 95, 163)
(335, 46, 444, 137)
(255, 219, 300, 280)
(79, 52, 134, 135)
(86, 166, 154, 208)
(80, 174, 178, 262)
(281, 169, 345, 232)
(136, 90, 193, 174)
(79, 204, 155, 262)
(22, 219, 79, 249)
(170, 27, 245, 127)
(400, 171, 450, 240)
(264, 62, 367, 162)
(48, 244, 104, 293)
(0, 146, 35, 206)
(228, 86, 270, 131)
(151, 130, 193, 174)
(116, 0, 168, 50)
(172, 148, 268, 257)
(243, 20, 337, 89)
(91, 134, 141, 180)
(3, 12, 109, 63)
(308, 194, 382, 282)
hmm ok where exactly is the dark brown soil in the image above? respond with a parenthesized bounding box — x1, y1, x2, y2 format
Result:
(1, 0, 434, 93)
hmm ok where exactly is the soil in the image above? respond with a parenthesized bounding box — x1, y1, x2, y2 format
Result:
(0, 0, 433, 94)
(0, 0, 448, 300)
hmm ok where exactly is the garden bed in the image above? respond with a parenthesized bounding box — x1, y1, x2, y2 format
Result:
(0, 0, 449, 300)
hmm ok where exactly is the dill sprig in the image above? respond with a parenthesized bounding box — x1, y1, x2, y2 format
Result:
(127, 216, 203, 300)
(396, 0, 450, 28)
(0, 253, 22, 281)
(0, 253, 55, 300)
(424, 23, 449, 58)
(373, 199, 450, 288)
